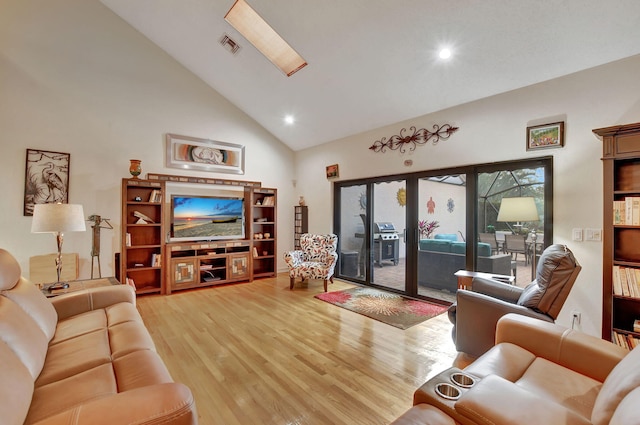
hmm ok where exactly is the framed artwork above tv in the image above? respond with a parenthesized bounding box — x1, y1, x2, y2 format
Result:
(166, 133, 245, 175)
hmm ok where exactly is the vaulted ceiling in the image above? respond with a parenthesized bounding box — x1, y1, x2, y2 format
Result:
(100, 0, 640, 151)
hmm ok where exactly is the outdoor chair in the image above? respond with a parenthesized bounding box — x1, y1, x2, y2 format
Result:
(504, 233, 528, 263)
(478, 232, 500, 255)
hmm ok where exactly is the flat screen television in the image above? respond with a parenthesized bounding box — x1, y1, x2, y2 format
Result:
(170, 195, 245, 242)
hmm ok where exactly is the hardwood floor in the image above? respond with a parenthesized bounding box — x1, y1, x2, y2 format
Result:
(136, 274, 458, 425)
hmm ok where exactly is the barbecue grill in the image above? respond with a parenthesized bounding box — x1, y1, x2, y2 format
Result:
(373, 221, 399, 266)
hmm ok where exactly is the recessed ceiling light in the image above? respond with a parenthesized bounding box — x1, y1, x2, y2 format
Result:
(225, 0, 307, 77)
(284, 115, 295, 125)
(439, 48, 452, 60)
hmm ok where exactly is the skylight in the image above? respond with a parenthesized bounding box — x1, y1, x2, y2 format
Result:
(224, 0, 307, 77)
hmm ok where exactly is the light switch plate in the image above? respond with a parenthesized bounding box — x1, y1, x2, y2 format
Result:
(572, 228, 583, 241)
(586, 228, 602, 241)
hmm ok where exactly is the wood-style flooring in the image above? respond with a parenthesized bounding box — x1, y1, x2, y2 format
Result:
(136, 274, 459, 425)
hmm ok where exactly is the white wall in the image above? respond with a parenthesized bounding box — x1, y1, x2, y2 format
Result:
(2, 0, 640, 338)
(295, 55, 640, 337)
(0, 0, 295, 278)
(419, 180, 466, 240)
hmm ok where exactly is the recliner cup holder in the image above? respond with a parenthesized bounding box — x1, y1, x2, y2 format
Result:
(435, 382, 460, 400)
(450, 372, 475, 388)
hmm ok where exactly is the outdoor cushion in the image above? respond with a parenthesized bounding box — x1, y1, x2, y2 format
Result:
(450, 242, 492, 257)
(419, 239, 451, 253)
(434, 234, 458, 242)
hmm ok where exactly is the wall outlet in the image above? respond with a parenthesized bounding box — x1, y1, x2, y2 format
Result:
(571, 310, 581, 325)
(572, 228, 583, 241)
(585, 228, 602, 241)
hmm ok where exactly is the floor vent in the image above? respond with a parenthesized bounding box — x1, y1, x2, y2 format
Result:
(220, 34, 241, 55)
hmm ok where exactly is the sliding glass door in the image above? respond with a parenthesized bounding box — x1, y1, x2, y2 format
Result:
(370, 180, 407, 291)
(337, 184, 367, 283)
(333, 157, 552, 303)
(336, 180, 408, 292)
(416, 174, 467, 302)
(477, 163, 550, 287)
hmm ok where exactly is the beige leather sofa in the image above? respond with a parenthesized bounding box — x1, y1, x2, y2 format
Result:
(0, 249, 197, 425)
(391, 314, 640, 425)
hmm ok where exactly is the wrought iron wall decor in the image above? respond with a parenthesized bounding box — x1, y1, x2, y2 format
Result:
(369, 124, 459, 153)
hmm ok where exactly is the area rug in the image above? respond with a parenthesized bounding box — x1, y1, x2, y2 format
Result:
(315, 287, 448, 329)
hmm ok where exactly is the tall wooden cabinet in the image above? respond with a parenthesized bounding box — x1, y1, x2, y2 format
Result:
(120, 178, 165, 295)
(246, 187, 277, 278)
(594, 122, 640, 345)
(294, 205, 308, 249)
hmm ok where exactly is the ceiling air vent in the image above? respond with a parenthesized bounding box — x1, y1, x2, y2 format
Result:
(220, 34, 241, 55)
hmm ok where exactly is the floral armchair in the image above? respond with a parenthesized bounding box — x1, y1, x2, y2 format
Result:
(283, 234, 338, 292)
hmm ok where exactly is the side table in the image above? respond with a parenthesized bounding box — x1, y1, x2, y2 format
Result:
(454, 270, 515, 291)
(40, 276, 120, 298)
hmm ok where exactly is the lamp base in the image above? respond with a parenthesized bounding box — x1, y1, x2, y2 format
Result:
(47, 282, 70, 291)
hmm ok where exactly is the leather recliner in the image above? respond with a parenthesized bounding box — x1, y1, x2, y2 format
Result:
(391, 314, 640, 425)
(448, 244, 581, 358)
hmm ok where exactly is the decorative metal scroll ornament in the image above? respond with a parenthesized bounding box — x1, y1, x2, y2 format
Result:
(369, 124, 459, 153)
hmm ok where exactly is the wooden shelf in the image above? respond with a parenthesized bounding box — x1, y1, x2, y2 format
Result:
(594, 122, 640, 347)
(136, 286, 162, 295)
(294, 205, 308, 250)
(120, 178, 166, 295)
(246, 187, 277, 278)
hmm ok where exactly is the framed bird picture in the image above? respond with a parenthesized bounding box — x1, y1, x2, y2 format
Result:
(24, 149, 70, 216)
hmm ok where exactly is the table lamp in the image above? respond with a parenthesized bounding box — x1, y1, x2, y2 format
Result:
(31, 203, 86, 291)
(497, 197, 540, 270)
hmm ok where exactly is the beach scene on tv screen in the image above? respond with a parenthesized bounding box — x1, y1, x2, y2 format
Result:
(173, 197, 243, 239)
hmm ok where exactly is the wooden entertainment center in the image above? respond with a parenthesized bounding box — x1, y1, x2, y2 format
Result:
(120, 176, 277, 295)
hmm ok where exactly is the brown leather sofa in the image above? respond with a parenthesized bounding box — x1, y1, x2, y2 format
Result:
(0, 249, 197, 425)
(391, 314, 640, 425)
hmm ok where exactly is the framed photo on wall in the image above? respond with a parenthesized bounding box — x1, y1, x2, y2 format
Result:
(166, 133, 245, 174)
(326, 164, 339, 179)
(526, 122, 565, 151)
(24, 149, 70, 216)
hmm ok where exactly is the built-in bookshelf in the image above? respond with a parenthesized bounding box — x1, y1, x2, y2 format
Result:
(594, 122, 640, 348)
(120, 178, 165, 295)
(246, 187, 277, 278)
(294, 205, 308, 249)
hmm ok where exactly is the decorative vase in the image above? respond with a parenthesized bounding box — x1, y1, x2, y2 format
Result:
(299, 196, 306, 206)
(129, 159, 141, 179)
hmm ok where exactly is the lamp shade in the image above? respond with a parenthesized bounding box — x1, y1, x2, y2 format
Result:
(497, 197, 539, 222)
(31, 203, 86, 233)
